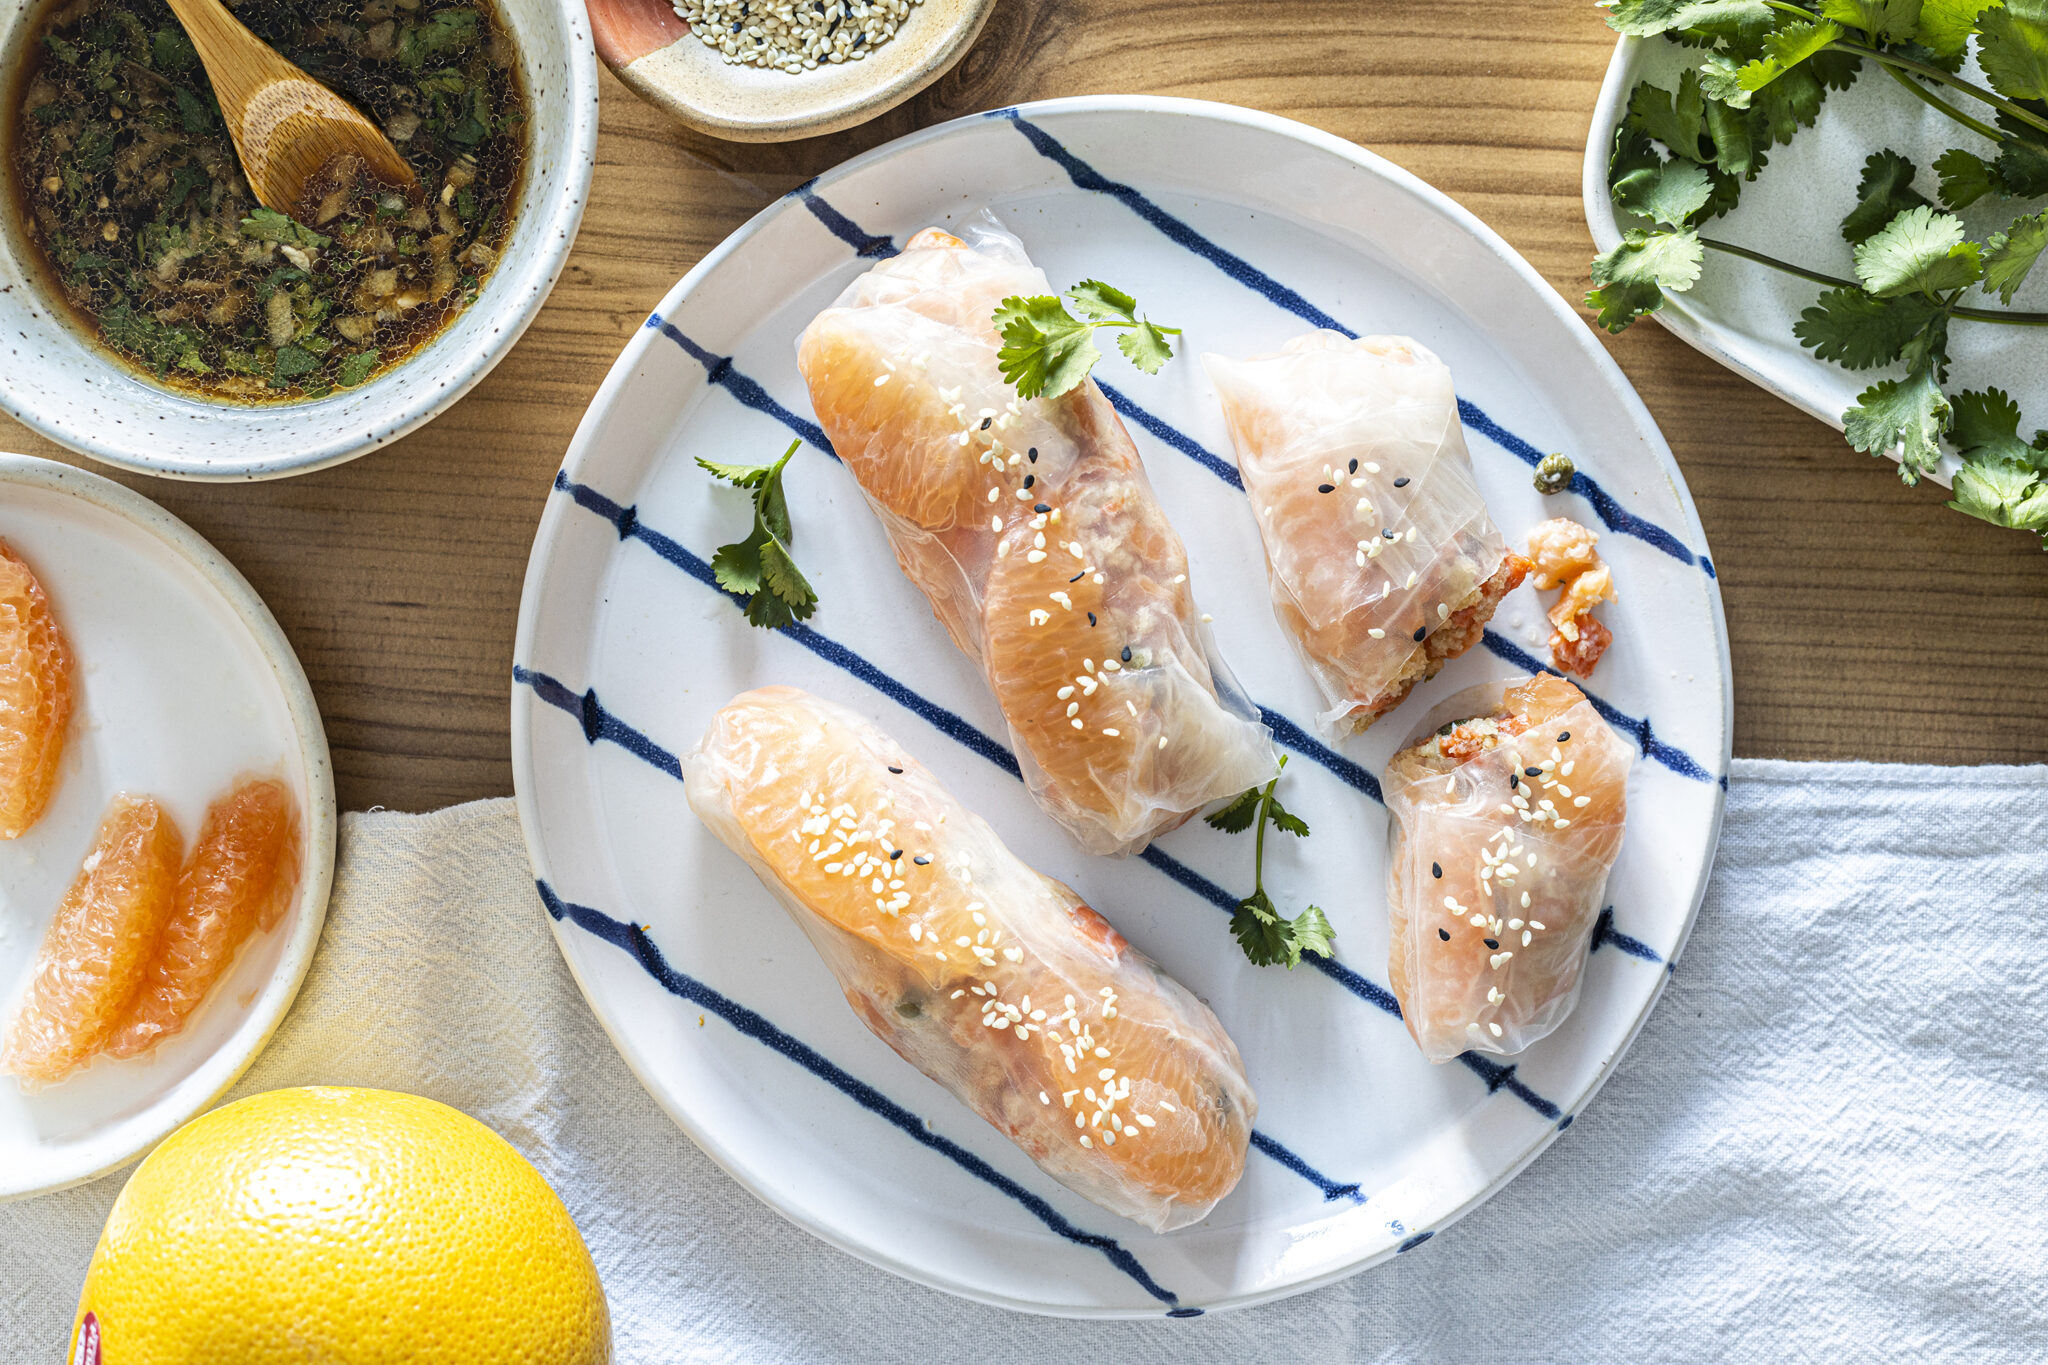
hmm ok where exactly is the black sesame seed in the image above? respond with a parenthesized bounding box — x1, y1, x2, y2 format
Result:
(1413, 626, 1426, 642)
(913, 855, 930, 865)
(980, 417, 992, 430)
(890, 849, 903, 860)
(1557, 731, 1570, 742)
(1036, 503, 1051, 514)
(1431, 862, 1442, 879)
(1438, 927, 1451, 941)
(887, 766, 903, 774)
(1023, 474, 1035, 489)
(1348, 458, 1358, 473)
(1383, 528, 1397, 540)
(1317, 483, 1335, 494)
(1087, 612, 1097, 626)
(1510, 773, 1519, 789)
(1393, 476, 1410, 488)
(1068, 571, 1085, 583)
(1484, 938, 1500, 950)
(1524, 767, 1542, 777)
(1027, 448, 1038, 462)
(1121, 646, 1133, 662)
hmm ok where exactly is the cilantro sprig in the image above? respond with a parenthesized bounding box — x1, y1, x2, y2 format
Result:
(1204, 757, 1336, 969)
(993, 280, 1180, 400)
(1592, 0, 2048, 546)
(697, 440, 818, 630)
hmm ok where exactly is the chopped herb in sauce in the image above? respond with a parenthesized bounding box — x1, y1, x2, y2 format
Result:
(9, 0, 526, 401)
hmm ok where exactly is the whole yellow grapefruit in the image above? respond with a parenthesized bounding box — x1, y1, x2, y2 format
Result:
(68, 1086, 610, 1365)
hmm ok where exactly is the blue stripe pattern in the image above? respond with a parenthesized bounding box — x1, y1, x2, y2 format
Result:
(514, 657, 1368, 1206)
(533, 879, 1184, 1308)
(1591, 905, 1665, 965)
(791, 178, 902, 259)
(1479, 630, 1714, 785)
(643, 315, 836, 457)
(1248, 1131, 1364, 1203)
(1097, 381, 1243, 490)
(990, 108, 1715, 577)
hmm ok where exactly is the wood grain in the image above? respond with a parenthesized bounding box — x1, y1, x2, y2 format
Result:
(3, 0, 2043, 811)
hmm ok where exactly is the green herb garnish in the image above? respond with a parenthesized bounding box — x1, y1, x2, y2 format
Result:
(698, 440, 819, 630)
(993, 280, 1180, 400)
(1592, 0, 2048, 546)
(238, 208, 331, 252)
(1205, 757, 1337, 969)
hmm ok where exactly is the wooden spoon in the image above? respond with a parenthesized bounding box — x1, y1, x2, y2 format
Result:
(164, 0, 417, 220)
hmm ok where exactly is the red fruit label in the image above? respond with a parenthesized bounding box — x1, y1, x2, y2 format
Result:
(72, 1312, 101, 1365)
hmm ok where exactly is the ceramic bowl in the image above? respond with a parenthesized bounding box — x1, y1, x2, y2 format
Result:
(588, 0, 993, 142)
(0, 0, 600, 481)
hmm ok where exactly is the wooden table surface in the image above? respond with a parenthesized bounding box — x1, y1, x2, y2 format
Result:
(6, 0, 2045, 811)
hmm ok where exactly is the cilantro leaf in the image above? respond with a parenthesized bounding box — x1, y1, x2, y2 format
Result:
(1935, 148, 2000, 209)
(699, 440, 818, 629)
(239, 208, 330, 252)
(1818, 0, 1923, 41)
(1703, 92, 1765, 177)
(1613, 154, 1715, 227)
(994, 282, 1178, 399)
(1844, 365, 1952, 481)
(1204, 787, 1263, 834)
(1981, 210, 2048, 303)
(1266, 790, 1311, 839)
(1977, 0, 2048, 101)
(1625, 73, 1709, 160)
(1852, 205, 1982, 296)
(1949, 386, 2027, 456)
(995, 295, 1100, 400)
(1915, 0, 1994, 54)
(336, 350, 380, 387)
(1587, 228, 1704, 331)
(1229, 891, 1337, 970)
(1997, 133, 2048, 198)
(1841, 149, 1930, 244)
(1605, 0, 1774, 37)
(1950, 452, 2048, 544)
(1290, 905, 1337, 961)
(1793, 288, 1940, 368)
(1064, 279, 1139, 324)
(1705, 18, 1843, 109)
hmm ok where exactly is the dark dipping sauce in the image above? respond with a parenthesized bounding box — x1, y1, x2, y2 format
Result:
(8, 0, 526, 401)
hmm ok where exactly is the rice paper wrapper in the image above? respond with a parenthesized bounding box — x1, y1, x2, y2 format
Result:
(683, 686, 1256, 1233)
(1382, 675, 1633, 1063)
(1204, 333, 1509, 737)
(797, 212, 1276, 856)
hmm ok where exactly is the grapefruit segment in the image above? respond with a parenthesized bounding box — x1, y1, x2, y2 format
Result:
(2, 795, 183, 1088)
(105, 778, 303, 1060)
(0, 539, 74, 839)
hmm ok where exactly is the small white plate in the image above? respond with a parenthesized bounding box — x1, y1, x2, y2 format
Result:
(513, 96, 1731, 1316)
(0, 454, 335, 1199)
(1584, 36, 2048, 486)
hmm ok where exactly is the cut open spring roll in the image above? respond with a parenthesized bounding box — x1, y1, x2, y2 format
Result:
(1382, 674, 1632, 1062)
(1205, 332, 1526, 736)
(684, 686, 1256, 1232)
(797, 213, 1275, 856)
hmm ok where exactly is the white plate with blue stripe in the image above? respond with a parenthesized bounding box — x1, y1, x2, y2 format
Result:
(511, 96, 1731, 1318)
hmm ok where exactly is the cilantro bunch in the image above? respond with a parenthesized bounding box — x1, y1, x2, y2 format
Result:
(1592, 0, 2048, 544)
(698, 440, 819, 629)
(993, 281, 1180, 400)
(1205, 758, 1338, 969)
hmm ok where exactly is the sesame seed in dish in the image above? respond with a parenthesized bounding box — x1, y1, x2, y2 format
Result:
(671, 0, 926, 74)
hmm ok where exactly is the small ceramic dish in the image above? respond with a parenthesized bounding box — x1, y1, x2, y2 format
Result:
(1584, 36, 2048, 487)
(0, 452, 336, 1199)
(588, 0, 993, 142)
(0, 0, 600, 482)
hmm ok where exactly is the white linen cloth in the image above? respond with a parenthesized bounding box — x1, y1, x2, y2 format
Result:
(5, 759, 2046, 1361)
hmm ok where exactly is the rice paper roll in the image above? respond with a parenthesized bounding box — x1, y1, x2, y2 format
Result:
(797, 213, 1276, 857)
(683, 686, 1257, 1233)
(1381, 674, 1632, 1062)
(1204, 332, 1525, 736)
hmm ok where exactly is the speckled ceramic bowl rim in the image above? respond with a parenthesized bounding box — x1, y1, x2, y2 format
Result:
(0, 0, 599, 482)
(0, 452, 336, 1200)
